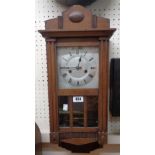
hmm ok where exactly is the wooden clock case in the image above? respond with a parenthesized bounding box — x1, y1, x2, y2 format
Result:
(39, 5, 116, 152)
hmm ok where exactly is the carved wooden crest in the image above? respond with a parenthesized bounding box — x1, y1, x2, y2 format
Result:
(39, 5, 116, 39)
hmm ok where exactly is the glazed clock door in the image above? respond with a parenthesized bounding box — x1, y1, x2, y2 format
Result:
(58, 96, 98, 128)
(57, 44, 100, 144)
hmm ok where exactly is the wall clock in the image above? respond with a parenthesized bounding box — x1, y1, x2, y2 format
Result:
(39, 5, 116, 153)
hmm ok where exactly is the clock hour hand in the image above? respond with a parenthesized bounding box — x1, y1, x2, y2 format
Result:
(76, 56, 82, 70)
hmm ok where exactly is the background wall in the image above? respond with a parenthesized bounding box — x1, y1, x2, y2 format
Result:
(35, 0, 120, 142)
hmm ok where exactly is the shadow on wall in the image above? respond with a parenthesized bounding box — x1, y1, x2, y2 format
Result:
(35, 123, 42, 155)
(56, 0, 97, 6)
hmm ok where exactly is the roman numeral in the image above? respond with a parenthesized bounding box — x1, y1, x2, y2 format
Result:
(84, 51, 87, 56)
(68, 78, 72, 83)
(88, 74, 94, 78)
(89, 57, 94, 61)
(84, 79, 87, 84)
(77, 81, 80, 85)
(91, 67, 95, 69)
(63, 57, 68, 62)
(69, 52, 72, 56)
(76, 49, 79, 55)
(62, 73, 67, 78)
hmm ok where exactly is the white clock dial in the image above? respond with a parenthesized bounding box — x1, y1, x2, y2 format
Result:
(57, 47, 99, 89)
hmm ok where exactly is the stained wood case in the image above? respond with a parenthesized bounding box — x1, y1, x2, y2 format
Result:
(39, 5, 116, 152)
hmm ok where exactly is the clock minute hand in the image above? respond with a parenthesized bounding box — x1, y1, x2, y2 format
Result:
(60, 66, 77, 70)
(77, 56, 82, 69)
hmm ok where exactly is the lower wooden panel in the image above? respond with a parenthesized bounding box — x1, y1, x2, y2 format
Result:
(59, 131, 98, 140)
(58, 89, 98, 96)
(59, 127, 98, 132)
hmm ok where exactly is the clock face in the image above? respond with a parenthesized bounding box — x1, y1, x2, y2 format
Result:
(57, 47, 99, 89)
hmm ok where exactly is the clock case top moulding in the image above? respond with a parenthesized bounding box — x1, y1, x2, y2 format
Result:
(39, 5, 116, 38)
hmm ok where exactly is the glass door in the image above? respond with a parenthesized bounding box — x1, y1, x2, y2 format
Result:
(58, 96, 98, 128)
(58, 96, 70, 127)
(73, 99, 84, 127)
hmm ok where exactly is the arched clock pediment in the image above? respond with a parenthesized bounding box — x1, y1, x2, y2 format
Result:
(44, 5, 111, 31)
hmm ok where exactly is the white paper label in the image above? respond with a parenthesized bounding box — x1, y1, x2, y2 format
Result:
(63, 104, 68, 111)
(73, 96, 84, 102)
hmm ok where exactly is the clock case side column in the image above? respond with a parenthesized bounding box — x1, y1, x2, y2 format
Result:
(98, 38, 109, 145)
(46, 39, 59, 144)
